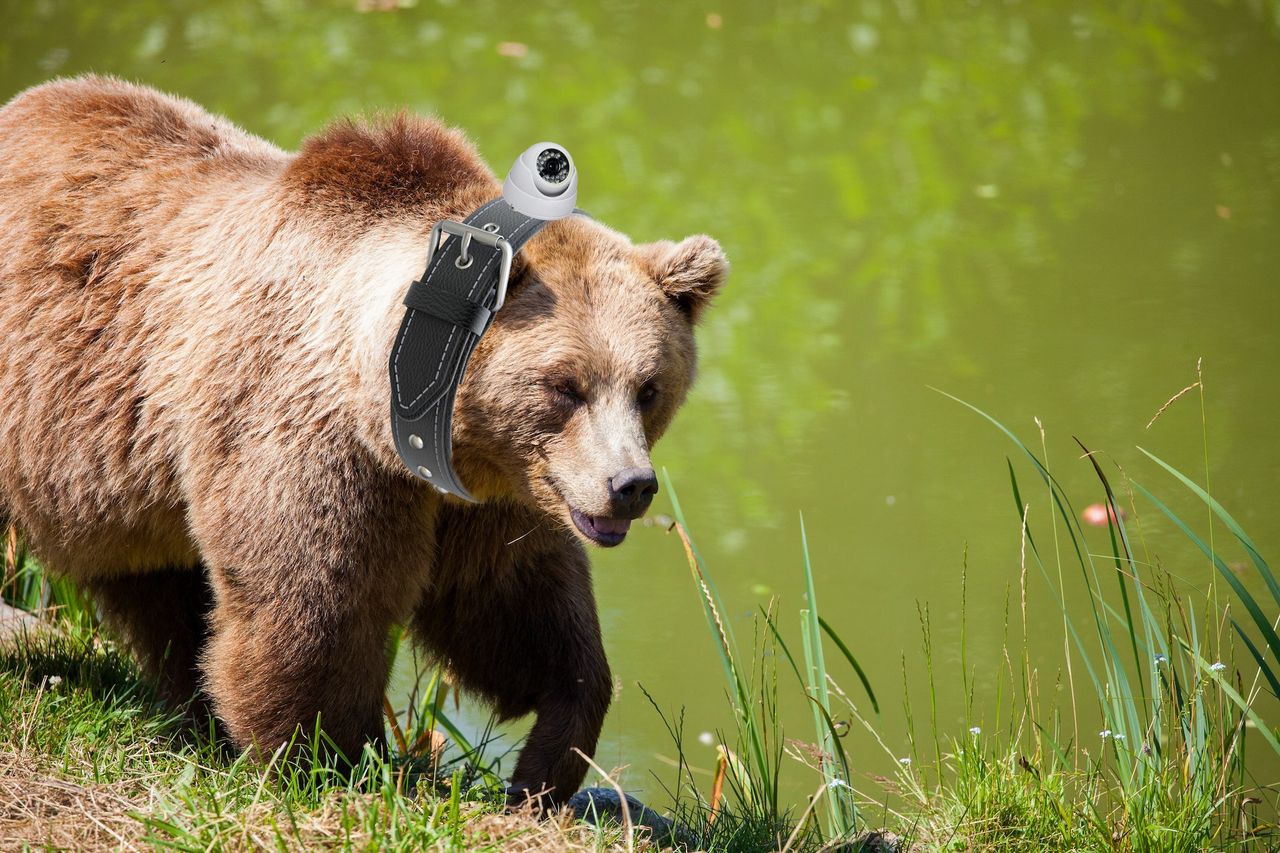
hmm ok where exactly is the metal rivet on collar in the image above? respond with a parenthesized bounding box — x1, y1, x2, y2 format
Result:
(482, 222, 500, 233)
(417, 465, 433, 478)
(408, 434, 423, 449)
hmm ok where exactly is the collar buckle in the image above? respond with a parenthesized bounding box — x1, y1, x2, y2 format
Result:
(427, 220, 515, 310)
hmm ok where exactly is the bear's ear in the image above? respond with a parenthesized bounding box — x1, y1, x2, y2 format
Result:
(639, 235, 729, 323)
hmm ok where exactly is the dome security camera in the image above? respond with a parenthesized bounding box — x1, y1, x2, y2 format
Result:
(502, 142, 578, 220)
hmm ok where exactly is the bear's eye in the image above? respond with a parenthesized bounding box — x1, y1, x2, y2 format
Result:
(549, 379, 585, 406)
(636, 383, 659, 408)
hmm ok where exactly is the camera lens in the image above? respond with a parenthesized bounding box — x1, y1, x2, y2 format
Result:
(535, 148, 570, 184)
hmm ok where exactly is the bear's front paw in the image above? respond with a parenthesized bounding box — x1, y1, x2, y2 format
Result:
(504, 781, 559, 816)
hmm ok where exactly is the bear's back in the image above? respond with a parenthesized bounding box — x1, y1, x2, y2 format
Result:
(0, 75, 283, 182)
(0, 75, 288, 310)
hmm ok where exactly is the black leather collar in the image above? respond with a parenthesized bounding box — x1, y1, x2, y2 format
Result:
(389, 198, 572, 499)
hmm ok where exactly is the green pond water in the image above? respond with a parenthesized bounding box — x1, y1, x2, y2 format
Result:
(5, 0, 1279, 804)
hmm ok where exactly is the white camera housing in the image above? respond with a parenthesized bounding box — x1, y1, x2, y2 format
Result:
(502, 142, 578, 220)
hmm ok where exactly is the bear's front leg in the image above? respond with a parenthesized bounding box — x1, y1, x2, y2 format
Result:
(202, 583, 393, 762)
(189, 448, 434, 764)
(413, 502, 612, 809)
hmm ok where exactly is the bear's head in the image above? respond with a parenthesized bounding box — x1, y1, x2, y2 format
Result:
(453, 218, 727, 547)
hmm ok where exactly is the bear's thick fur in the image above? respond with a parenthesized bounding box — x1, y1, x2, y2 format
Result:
(0, 76, 726, 804)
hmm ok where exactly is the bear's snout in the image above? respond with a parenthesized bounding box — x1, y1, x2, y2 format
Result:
(608, 466, 658, 519)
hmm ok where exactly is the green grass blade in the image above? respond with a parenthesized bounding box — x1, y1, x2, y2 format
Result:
(817, 616, 879, 717)
(664, 470, 742, 696)
(664, 471, 777, 821)
(1007, 465, 1109, 704)
(798, 515, 856, 834)
(1138, 447, 1279, 607)
(799, 515, 831, 717)
(1132, 480, 1280, 667)
(807, 691, 857, 834)
(1077, 438, 1155, 726)
(1232, 621, 1280, 700)
(938, 391, 1135, 741)
(1182, 642, 1280, 758)
(1007, 457, 1038, 556)
(800, 609, 839, 839)
(761, 607, 806, 686)
(933, 388, 1091, 569)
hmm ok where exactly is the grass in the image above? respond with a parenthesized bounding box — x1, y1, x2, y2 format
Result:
(639, 375, 1277, 850)
(0, 625, 638, 850)
(0, 552, 636, 851)
(3, 371, 1278, 850)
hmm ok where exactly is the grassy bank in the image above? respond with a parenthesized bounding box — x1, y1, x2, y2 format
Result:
(651, 387, 1280, 851)
(2, 534, 632, 849)
(3, 391, 1279, 851)
(0, 628, 632, 851)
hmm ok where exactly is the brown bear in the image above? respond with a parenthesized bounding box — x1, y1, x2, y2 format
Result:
(0, 75, 726, 805)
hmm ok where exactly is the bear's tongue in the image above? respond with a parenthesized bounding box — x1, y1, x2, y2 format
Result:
(570, 507, 632, 546)
(591, 516, 631, 536)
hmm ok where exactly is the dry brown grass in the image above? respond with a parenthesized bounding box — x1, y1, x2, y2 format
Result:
(0, 749, 660, 852)
(0, 751, 148, 851)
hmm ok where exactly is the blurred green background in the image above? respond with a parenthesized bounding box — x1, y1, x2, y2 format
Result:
(3, 0, 1278, 802)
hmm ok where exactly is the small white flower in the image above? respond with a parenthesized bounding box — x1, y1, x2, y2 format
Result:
(1099, 729, 1112, 739)
(697, 731, 714, 746)
(47, 675, 62, 687)
(827, 778, 849, 790)
(1113, 733, 1126, 741)
(1154, 654, 1168, 665)
(968, 726, 981, 735)
(898, 757, 912, 766)
(1209, 662, 1227, 673)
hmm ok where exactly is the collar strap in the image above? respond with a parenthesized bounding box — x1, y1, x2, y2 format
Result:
(389, 197, 568, 500)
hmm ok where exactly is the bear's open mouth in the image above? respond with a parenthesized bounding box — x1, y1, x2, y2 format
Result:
(569, 507, 631, 547)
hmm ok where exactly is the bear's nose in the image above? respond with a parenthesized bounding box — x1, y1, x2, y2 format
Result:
(608, 467, 659, 518)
